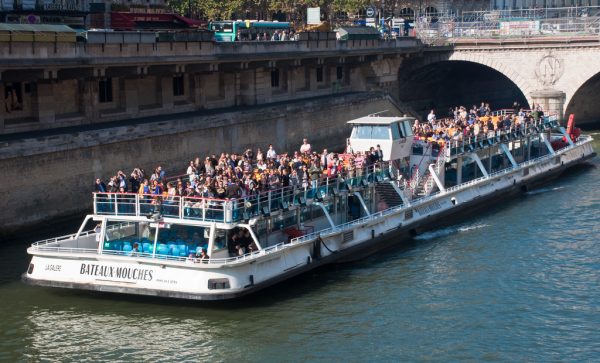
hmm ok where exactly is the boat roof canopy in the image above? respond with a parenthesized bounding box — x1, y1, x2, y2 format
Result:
(347, 116, 416, 126)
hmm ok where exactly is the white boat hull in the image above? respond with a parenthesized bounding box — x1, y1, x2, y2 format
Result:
(23, 136, 596, 300)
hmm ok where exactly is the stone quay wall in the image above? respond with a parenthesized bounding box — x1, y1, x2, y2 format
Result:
(0, 92, 399, 237)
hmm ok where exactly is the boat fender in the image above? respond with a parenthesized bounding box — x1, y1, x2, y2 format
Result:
(249, 275, 254, 286)
(306, 256, 311, 265)
(371, 229, 375, 239)
(312, 238, 322, 260)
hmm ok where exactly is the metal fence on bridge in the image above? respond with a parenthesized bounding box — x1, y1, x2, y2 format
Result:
(414, 6, 600, 44)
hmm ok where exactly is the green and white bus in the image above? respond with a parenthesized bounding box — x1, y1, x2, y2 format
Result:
(208, 20, 291, 41)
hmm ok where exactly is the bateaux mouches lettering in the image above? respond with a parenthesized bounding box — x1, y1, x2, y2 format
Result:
(80, 263, 154, 281)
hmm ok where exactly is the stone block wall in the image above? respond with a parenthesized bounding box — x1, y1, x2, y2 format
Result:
(0, 92, 400, 237)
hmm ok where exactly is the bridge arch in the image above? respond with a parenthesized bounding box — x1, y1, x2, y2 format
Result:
(565, 71, 600, 127)
(397, 57, 529, 119)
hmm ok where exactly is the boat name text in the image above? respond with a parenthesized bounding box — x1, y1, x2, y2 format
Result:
(79, 263, 154, 281)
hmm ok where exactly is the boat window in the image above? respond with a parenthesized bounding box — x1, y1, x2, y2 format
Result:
(401, 120, 413, 137)
(351, 125, 390, 140)
(431, 144, 440, 157)
(215, 227, 257, 257)
(155, 224, 209, 254)
(105, 221, 141, 242)
(102, 221, 211, 255)
(213, 229, 229, 255)
(412, 144, 424, 155)
(391, 122, 401, 139)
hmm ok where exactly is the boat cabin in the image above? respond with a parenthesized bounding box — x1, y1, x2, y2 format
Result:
(347, 115, 415, 161)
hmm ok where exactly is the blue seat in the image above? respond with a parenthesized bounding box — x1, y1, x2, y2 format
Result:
(123, 244, 133, 252)
(157, 243, 169, 255)
(177, 244, 187, 255)
(142, 242, 152, 254)
(170, 247, 180, 256)
(112, 241, 123, 251)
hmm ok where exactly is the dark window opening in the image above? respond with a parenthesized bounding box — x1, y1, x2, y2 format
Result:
(336, 66, 343, 80)
(173, 74, 184, 96)
(99, 78, 113, 103)
(271, 69, 279, 88)
(4, 82, 23, 112)
(208, 278, 231, 290)
(316, 67, 323, 83)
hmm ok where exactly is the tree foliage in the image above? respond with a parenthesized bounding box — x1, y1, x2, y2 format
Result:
(167, 0, 375, 23)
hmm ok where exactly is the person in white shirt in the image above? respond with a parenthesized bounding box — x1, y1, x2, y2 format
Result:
(186, 160, 196, 176)
(266, 144, 277, 159)
(300, 138, 311, 154)
(427, 109, 436, 123)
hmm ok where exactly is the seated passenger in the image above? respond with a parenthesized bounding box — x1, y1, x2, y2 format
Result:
(197, 249, 209, 263)
(234, 243, 246, 256)
(247, 241, 258, 253)
(130, 242, 140, 256)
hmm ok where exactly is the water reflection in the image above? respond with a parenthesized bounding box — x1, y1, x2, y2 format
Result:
(24, 308, 223, 362)
(0, 138, 598, 361)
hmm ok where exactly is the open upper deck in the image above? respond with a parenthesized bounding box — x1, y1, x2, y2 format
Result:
(93, 162, 391, 224)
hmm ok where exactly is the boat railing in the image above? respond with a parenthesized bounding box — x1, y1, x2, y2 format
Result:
(31, 230, 94, 248)
(444, 133, 591, 194)
(297, 132, 592, 245)
(444, 115, 560, 158)
(32, 136, 592, 265)
(93, 161, 392, 223)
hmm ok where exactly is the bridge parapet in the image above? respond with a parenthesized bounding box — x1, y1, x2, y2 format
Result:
(415, 6, 600, 46)
(0, 37, 422, 67)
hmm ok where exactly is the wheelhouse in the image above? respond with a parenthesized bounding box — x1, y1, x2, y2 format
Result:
(347, 115, 415, 161)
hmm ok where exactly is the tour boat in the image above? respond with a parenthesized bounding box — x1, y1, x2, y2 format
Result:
(23, 112, 596, 300)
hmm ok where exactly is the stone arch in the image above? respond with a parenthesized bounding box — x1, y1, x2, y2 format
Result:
(447, 52, 536, 108)
(564, 70, 600, 128)
(401, 52, 535, 108)
(397, 56, 529, 119)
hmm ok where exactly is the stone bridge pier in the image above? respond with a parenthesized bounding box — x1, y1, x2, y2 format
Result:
(391, 38, 600, 126)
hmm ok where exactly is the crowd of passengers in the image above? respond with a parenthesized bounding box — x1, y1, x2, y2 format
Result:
(94, 138, 385, 200)
(94, 101, 545, 200)
(414, 101, 546, 144)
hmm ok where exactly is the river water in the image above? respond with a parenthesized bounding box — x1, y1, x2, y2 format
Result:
(1, 133, 599, 362)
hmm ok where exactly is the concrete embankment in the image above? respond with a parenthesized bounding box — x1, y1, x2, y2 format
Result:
(0, 91, 400, 239)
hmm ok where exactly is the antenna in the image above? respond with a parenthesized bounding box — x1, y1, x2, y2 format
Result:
(368, 110, 389, 117)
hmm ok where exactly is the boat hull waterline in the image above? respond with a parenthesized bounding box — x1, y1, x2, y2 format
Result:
(23, 136, 595, 300)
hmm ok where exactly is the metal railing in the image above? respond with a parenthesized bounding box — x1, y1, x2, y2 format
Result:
(415, 6, 600, 44)
(422, 115, 560, 158)
(31, 135, 592, 266)
(93, 161, 392, 223)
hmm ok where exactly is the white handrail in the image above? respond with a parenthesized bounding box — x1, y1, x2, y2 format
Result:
(29, 135, 593, 266)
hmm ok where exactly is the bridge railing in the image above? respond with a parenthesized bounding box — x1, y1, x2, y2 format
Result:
(93, 161, 392, 223)
(415, 6, 600, 44)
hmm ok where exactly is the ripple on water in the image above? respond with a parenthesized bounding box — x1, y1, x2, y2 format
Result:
(1, 146, 599, 362)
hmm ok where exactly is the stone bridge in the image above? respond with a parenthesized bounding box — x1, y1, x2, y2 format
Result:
(393, 36, 600, 125)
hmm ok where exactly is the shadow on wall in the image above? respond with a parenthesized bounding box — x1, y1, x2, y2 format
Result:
(565, 71, 600, 129)
(397, 60, 528, 120)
